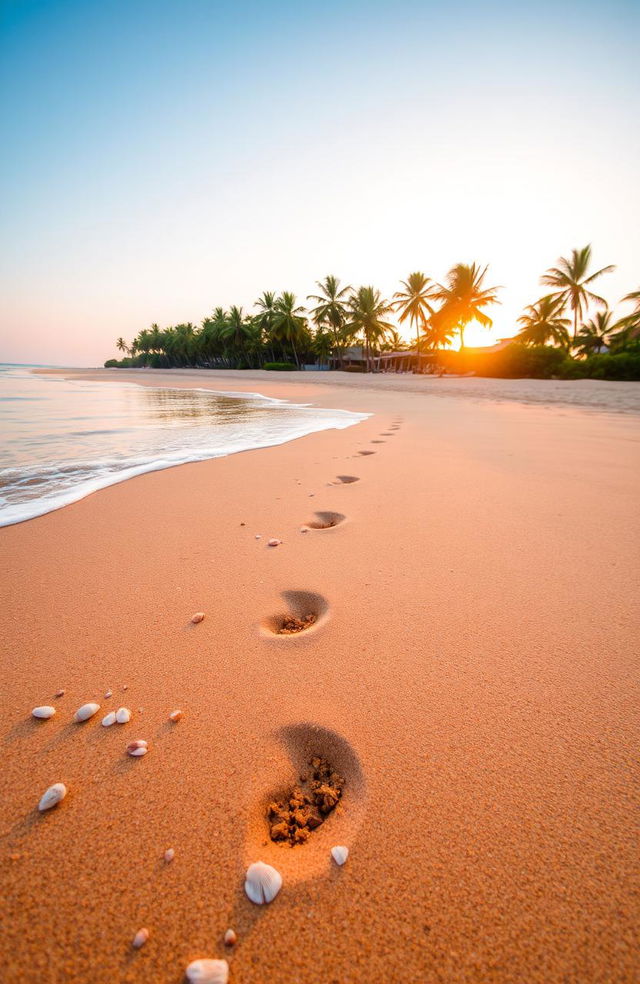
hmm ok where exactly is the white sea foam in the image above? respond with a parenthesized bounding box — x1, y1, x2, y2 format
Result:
(0, 367, 368, 527)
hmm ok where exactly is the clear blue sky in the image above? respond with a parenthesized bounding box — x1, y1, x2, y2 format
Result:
(1, 0, 639, 363)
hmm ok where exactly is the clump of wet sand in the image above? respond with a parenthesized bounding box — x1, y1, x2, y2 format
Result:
(267, 757, 345, 845)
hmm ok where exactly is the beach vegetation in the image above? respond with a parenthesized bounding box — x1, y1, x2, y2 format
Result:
(107, 252, 639, 379)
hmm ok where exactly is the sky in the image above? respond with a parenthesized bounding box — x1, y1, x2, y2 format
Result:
(1, 0, 639, 365)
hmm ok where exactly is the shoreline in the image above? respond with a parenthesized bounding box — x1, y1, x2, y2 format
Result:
(37, 366, 640, 417)
(2, 371, 639, 982)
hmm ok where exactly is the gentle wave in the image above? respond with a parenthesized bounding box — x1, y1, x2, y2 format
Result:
(0, 368, 368, 527)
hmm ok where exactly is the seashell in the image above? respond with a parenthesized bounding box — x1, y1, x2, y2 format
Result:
(104, 689, 112, 698)
(255, 534, 261, 539)
(38, 782, 67, 812)
(73, 702, 100, 722)
(127, 740, 148, 757)
(185, 958, 229, 984)
(32, 706, 56, 720)
(101, 711, 117, 727)
(132, 928, 149, 949)
(267, 538, 282, 547)
(54, 689, 65, 698)
(191, 612, 205, 624)
(223, 929, 237, 946)
(244, 861, 282, 905)
(115, 707, 132, 724)
(164, 848, 175, 862)
(331, 845, 349, 866)
(169, 709, 182, 722)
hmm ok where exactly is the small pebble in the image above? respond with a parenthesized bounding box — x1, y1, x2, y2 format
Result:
(127, 740, 148, 757)
(191, 612, 205, 624)
(169, 709, 183, 722)
(255, 534, 261, 539)
(164, 848, 175, 862)
(38, 782, 67, 812)
(267, 538, 282, 547)
(185, 959, 229, 984)
(123, 685, 128, 691)
(104, 690, 112, 698)
(132, 928, 149, 949)
(32, 706, 56, 720)
(224, 929, 237, 947)
(54, 689, 65, 698)
(73, 702, 100, 723)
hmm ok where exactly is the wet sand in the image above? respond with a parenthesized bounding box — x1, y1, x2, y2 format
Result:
(1, 369, 639, 983)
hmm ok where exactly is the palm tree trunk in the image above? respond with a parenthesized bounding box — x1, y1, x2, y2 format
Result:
(459, 323, 465, 350)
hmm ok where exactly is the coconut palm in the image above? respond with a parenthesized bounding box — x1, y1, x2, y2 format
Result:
(541, 245, 615, 343)
(345, 286, 394, 371)
(380, 328, 409, 353)
(516, 295, 571, 348)
(272, 292, 307, 368)
(116, 337, 128, 356)
(307, 276, 351, 365)
(393, 272, 438, 361)
(574, 310, 615, 357)
(431, 263, 501, 349)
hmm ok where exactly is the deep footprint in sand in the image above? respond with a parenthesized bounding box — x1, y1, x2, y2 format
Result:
(358, 450, 375, 456)
(333, 475, 359, 484)
(305, 511, 346, 530)
(371, 440, 385, 444)
(261, 590, 329, 638)
(244, 723, 367, 884)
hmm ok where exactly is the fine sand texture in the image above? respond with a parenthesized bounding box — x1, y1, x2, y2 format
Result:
(2, 369, 639, 983)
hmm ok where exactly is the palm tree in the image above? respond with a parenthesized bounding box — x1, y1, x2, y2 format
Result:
(610, 288, 640, 351)
(307, 275, 351, 365)
(516, 295, 571, 348)
(254, 292, 278, 363)
(393, 272, 438, 364)
(380, 328, 409, 353)
(116, 337, 128, 356)
(345, 286, 394, 371)
(272, 292, 307, 368)
(431, 263, 501, 349)
(220, 306, 252, 366)
(574, 310, 615, 357)
(541, 245, 615, 343)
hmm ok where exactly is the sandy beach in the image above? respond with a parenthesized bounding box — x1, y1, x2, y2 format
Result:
(1, 368, 639, 984)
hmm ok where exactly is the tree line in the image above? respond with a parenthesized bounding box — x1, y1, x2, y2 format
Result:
(109, 248, 639, 371)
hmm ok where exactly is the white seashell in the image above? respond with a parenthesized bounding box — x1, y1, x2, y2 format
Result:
(223, 929, 237, 946)
(191, 612, 205, 624)
(331, 845, 349, 866)
(169, 709, 182, 722)
(32, 706, 56, 719)
(267, 538, 282, 547)
(127, 740, 148, 757)
(132, 928, 149, 949)
(255, 534, 261, 539)
(73, 702, 100, 722)
(104, 689, 112, 698)
(185, 958, 229, 984)
(164, 848, 175, 862)
(115, 707, 132, 724)
(38, 782, 67, 812)
(244, 861, 282, 905)
(101, 711, 117, 727)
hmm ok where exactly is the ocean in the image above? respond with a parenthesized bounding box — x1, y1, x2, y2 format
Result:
(0, 366, 367, 527)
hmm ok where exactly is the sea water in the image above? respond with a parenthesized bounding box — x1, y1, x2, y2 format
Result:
(0, 366, 367, 527)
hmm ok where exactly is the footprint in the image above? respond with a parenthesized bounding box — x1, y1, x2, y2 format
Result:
(305, 511, 346, 531)
(333, 475, 359, 484)
(380, 432, 393, 436)
(244, 722, 366, 885)
(260, 590, 329, 640)
(371, 440, 385, 444)
(358, 450, 375, 456)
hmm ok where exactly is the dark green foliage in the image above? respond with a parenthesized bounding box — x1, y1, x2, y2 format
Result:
(263, 362, 298, 371)
(568, 352, 640, 380)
